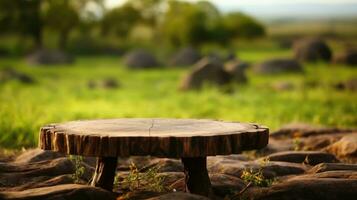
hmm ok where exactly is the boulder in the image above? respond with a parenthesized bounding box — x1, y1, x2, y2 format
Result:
(333, 49, 357, 66)
(271, 81, 295, 91)
(244, 178, 357, 200)
(88, 78, 120, 89)
(300, 133, 344, 151)
(0, 47, 10, 57)
(167, 173, 246, 197)
(293, 170, 357, 179)
(263, 151, 339, 165)
(0, 156, 94, 187)
(142, 158, 183, 172)
(1, 175, 73, 191)
(169, 47, 201, 67)
(146, 192, 210, 200)
(308, 163, 357, 173)
(26, 49, 74, 65)
(325, 133, 357, 158)
(0, 184, 116, 200)
(206, 52, 223, 63)
(180, 57, 231, 90)
(271, 123, 354, 139)
(124, 49, 159, 69)
(209, 173, 246, 197)
(102, 78, 120, 89)
(225, 52, 236, 61)
(254, 58, 303, 74)
(224, 60, 248, 83)
(0, 68, 34, 84)
(334, 78, 357, 92)
(208, 158, 307, 179)
(293, 38, 332, 62)
(14, 149, 64, 164)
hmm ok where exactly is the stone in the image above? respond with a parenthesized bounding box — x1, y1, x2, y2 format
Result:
(117, 156, 153, 171)
(294, 170, 357, 179)
(262, 138, 295, 154)
(0, 47, 10, 57)
(169, 47, 201, 67)
(208, 158, 307, 179)
(271, 81, 295, 91)
(300, 133, 344, 151)
(254, 58, 303, 74)
(244, 178, 357, 200)
(146, 192, 210, 200)
(333, 49, 357, 66)
(124, 49, 159, 69)
(0, 68, 35, 84)
(1, 175, 73, 191)
(180, 57, 231, 90)
(0, 184, 116, 200)
(264, 151, 339, 165)
(225, 52, 236, 61)
(210, 173, 246, 197)
(224, 60, 248, 83)
(334, 78, 357, 92)
(308, 163, 357, 173)
(87, 79, 120, 89)
(271, 123, 354, 139)
(143, 158, 183, 172)
(206, 52, 223, 63)
(0, 157, 94, 187)
(277, 38, 293, 49)
(102, 78, 120, 89)
(14, 149, 64, 164)
(169, 173, 247, 197)
(26, 49, 74, 65)
(325, 133, 357, 158)
(294, 38, 332, 62)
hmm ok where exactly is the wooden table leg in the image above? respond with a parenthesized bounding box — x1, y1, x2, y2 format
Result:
(181, 157, 212, 197)
(91, 156, 118, 191)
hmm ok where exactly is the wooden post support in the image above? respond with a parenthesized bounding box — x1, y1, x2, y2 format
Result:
(90, 157, 118, 191)
(181, 157, 212, 197)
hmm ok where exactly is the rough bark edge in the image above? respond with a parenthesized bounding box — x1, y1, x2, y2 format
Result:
(39, 124, 269, 158)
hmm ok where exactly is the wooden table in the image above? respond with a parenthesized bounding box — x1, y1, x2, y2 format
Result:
(39, 118, 269, 197)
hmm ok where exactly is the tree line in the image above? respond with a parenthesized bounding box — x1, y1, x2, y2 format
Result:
(0, 0, 265, 52)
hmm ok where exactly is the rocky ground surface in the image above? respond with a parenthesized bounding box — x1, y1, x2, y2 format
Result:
(0, 123, 356, 200)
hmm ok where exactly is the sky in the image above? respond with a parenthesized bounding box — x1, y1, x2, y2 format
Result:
(106, 0, 357, 19)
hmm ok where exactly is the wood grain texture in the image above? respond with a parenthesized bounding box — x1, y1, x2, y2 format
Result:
(39, 118, 269, 157)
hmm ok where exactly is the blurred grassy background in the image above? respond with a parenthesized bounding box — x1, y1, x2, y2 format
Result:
(1, 48, 356, 148)
(0, 0, 357, 149)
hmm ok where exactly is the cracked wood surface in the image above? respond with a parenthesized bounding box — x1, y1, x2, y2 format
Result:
(39, 118, 269, 157)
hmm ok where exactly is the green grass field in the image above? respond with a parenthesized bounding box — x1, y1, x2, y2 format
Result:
(0, 49, 357, 149)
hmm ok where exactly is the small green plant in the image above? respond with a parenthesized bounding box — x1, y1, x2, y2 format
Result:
(114, 162, 166, 193)
(240, 157, 274, 187)
(293, 137, 302, 151)
(68, 155, 85, 184)
(240, 168, 274, 187)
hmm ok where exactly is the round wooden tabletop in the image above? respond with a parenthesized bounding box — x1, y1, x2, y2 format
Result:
(39, 118, 269, 157)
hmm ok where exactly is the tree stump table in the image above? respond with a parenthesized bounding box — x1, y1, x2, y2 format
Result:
(39, 118, 269, 197)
